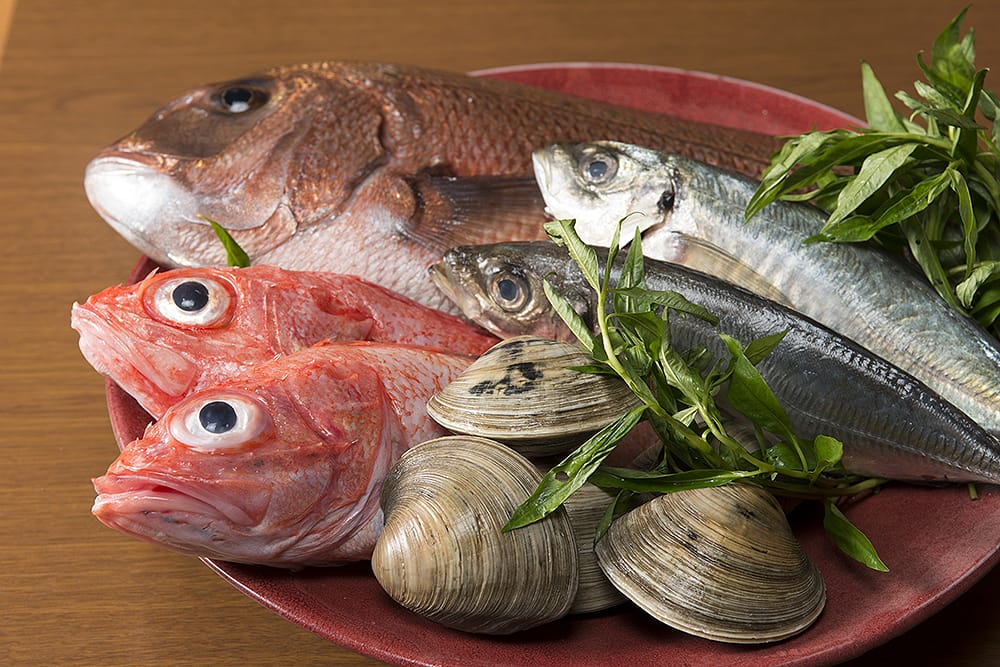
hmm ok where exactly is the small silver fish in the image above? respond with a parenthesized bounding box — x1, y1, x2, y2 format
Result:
(431, 240, 1000, 485)
(531, 140, 1000, 436)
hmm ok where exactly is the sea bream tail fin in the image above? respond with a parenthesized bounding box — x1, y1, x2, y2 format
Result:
(398, 172, 547, 250)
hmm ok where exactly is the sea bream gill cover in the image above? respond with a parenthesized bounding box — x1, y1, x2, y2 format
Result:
(82, 61, 781, 312)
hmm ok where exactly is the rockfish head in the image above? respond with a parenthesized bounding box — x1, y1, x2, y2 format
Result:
(91, 342, 437, 568)
(71, 265, 377, 419)
(532, 140, 682, 249)
(84, 63, 389, 268)
(430, 241, 594, 342)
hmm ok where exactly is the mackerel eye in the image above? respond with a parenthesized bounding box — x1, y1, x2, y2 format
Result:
(144, 274, 235, 328)
(490, 272, 530, 312)
(216, 86, 268, 114)
(581, 152, 618, 185)
(169, 392, 270, 452)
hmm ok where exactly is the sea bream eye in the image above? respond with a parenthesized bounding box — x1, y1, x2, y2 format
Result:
(144, 274, 235, 328)
(217, 86, 268, 114)
(169, 392, 270, 451)
(490, 271, 530, 312)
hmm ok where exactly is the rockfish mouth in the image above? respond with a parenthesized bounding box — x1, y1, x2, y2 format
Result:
(92, 473, 257, 557)
(71, 301, 197, 415)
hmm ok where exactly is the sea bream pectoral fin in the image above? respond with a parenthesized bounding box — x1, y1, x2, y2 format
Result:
(393, 171, 548, 251)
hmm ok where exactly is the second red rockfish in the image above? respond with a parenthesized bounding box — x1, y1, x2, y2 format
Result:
(91, 341, 471, 568)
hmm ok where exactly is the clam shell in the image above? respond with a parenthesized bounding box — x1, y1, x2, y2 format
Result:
(594, 483, 826, 643)
(372, 435, 580, 634)
(426, 336, 641, 456)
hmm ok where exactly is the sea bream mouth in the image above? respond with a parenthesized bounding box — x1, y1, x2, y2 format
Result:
(84, 153, 205, 263)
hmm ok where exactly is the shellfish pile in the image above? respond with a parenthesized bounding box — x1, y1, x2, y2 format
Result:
(371, 337, 827, 643)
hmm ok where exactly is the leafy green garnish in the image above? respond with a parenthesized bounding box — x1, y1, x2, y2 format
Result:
(746, 7, 1000, 338)
(505, 219, 887, 571)
(199, 214, 251, 267)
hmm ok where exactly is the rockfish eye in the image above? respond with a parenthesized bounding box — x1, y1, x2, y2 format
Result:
(580, 151, 618, 185)
(490, 271, 529, 312)
(216, 86, 268, 114)
(143, 273, 236, 328)
(169, 392, 270, 452)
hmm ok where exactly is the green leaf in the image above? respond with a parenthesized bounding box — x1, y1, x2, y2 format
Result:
(545, 219, 601, 292)
(588, 467, 757, 493)
(543, 278, 595, 352)
(612, 287, 719, 325)
(823, 500, 889, 571)
(504, 406, 646, 530)
(742, 329, 788, 366)
(949, 169, 978, 275)
(200, 215, 251, 267)
(720, 334, 794, 438)
(862, 61, 906, 132)
(813, 435, 844, 467)
(957, 261, 1000, 307)
(746, 131, 844, 220)
(824, 144, 918, 229)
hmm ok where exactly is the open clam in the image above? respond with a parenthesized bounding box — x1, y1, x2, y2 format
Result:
(595, 483, 826, 643)
(426, 336, 641, 456)
(372, 435, 583, 634)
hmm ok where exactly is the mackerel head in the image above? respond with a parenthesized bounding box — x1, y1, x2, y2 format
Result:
(84, 62, 781, 311)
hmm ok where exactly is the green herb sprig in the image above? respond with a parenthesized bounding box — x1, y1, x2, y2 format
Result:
(504, 219, 887, 571)
(200, 214, 251, 267)
(746, 8, 1000, 337)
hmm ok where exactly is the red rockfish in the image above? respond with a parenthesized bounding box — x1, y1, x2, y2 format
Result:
(71, 265, 497, 419)
(91, 341, 471, 568)
(83, 61, 781, 311)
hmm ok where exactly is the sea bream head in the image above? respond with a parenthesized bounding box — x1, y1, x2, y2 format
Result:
(92, 341, 469, 568)
(71, 265, 497, 419)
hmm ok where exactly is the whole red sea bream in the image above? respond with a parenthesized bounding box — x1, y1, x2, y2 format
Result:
(83, 61, 782, 310)
(71, 265, 498, 419)
(91, 341, 471, 568)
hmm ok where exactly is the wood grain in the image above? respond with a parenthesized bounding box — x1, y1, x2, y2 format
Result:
(3, 1, 1000, 665)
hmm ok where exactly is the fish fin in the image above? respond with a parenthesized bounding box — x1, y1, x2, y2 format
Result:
(399, 172, 547, 250)
(660, 233, 794, 307)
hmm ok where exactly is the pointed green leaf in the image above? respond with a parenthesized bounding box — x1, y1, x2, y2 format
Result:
(504, 406, 646, 530)
(825, 144, 918, 228)
(862, 61, 906, 132)
(823, 500, 889, 571)
(201, 215, 251, 267)
(720, 334, 794, 438)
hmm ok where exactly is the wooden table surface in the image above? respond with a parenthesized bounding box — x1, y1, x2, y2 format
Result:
(4, 1, 1000, 665)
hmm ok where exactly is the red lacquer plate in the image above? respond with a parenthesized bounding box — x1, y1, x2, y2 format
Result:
(104, 63, 1000, 667)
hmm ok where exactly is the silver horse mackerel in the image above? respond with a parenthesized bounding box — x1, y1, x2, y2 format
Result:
(431, 240, 1000, 485)
(532, 141, 1000, 437)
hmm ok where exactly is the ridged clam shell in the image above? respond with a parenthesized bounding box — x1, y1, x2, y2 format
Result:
(595, 483, 826, 643)
(426, 336, 642, 456)
(372, 435, 580, 634)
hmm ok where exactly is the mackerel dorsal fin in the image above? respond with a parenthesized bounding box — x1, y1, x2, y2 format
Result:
(396, 172, 549, 250)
